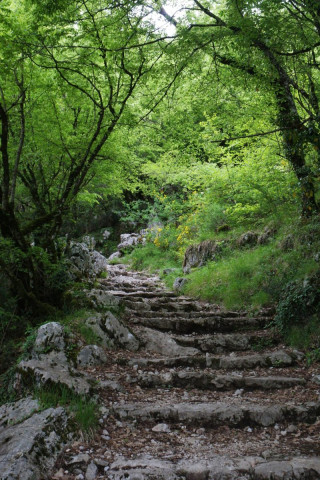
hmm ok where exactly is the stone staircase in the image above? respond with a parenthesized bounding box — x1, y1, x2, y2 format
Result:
(57, 264, 320, 480)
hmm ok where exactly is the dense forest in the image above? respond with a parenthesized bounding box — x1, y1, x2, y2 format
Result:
(1, 0, 320, 373)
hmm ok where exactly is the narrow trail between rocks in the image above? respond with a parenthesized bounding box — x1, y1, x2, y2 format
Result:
(55, 264, 320, 479)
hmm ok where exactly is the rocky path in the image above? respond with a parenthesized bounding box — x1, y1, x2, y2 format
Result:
(55, 264, 320, 480)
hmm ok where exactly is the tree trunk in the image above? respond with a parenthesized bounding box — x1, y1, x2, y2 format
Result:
(275, 85, 318, 216)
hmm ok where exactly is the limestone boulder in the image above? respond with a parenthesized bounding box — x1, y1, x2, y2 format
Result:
(81, 235, 96, 250)
(0, 403, 73, 480)
(15, 322, 93, 395)
(17, 350, 93, 395)
(108, 251, 122, 261)
(104, 312, 140, 351)
(34, 322, 65, 353)
(257, 226, 275, 245)
(77, 345, 107, 367)
(0, 397, 40, 429)
(279, 234, 295, 252)
(85, 289, 120, 309)
(173, 277, 189, 292)
(85, 313, 139, 351)
(67, 242, 108, 279)
(183, 240, 220, 274)
(138, 327, 199, 356)
(237, 231, 258, 247)
(102, 229, 111, 241)
(86, 314, 113, 348)
(117, 232, 146, 253)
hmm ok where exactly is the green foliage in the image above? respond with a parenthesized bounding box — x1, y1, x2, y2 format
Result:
(183, 245, 273, 309)
(251, 336, 277, 352)
(285, 315, 320, 365)
(74, 322, 101, 346)
(21, 326, 38, 356)
(274, 273, 320, 333)
(125, 243, 180, 273)
(64, 283, 91, 309)
(0, 298, 20, 370)
(51, 309, 101, 346)
(0, 366, 18, 405)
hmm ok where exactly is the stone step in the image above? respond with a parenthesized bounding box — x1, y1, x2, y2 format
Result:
(113, 399, 320, 428)
(101, 280, 162, 290)
(126, 301, 250, 314)
(101, 290, 178, 298)
(125, 299, 209, 312)
(123, 296, 205, 304)
(127, 349, 297, 370)
(130, 316, 269, 333)
(172, 331, 278, 353)
(137, 371, 306, 391)
(127, 309, 253, 319)
(99, 284, 161, 294)
(106, 267, 159, 281)
(104, 455, 320, 480)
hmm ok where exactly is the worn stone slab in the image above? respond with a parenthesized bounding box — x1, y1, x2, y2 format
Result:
(138, 327, 199, 356)
(113, 400, 320, 427)
(172, 332, 258, 353)
(128, 350, 295, 370)
(106, 455, 320, 480)
(129, 315, 269, 334)
(253, 457, 320, 479)
(137, 371, 305, 391)
(219, 350, 294, 369)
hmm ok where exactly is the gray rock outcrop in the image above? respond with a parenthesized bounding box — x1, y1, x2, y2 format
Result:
(77, 345, 107, 367)
(173, 277, 189, 292)
(279, 234, 295, 251)
(34, 322, 65, 353)
(117, 232, 146, 253)
(0, 397, 40, 428)
(183, 240, 220, 273)
(16, 322, 93, 395)
(108, 251, 122, 261)
(257, 226, 275, 245)
(0, 400, 73, 480)
(237, 231, 258, 247)
(85, 313, 139, 351)
(104, 312, 140, 351)
(81, 235, 96, 250)
(17, 350, 93, 395)
(138, 327, 199, 356)
(85, 289, 120, 309)
(67, 242, 108, 279)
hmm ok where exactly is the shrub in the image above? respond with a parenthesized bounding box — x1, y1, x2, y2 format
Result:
(274, 272, 320, 333)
